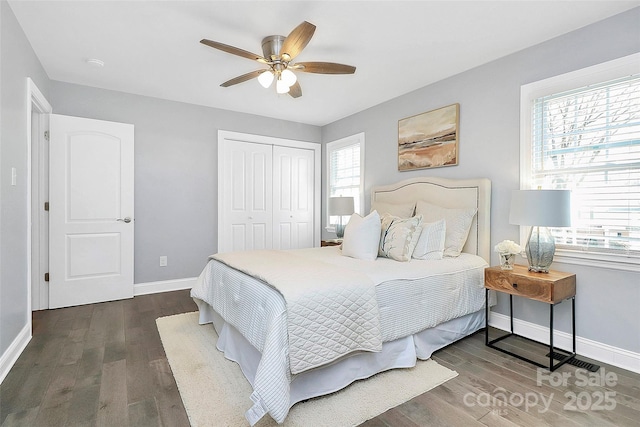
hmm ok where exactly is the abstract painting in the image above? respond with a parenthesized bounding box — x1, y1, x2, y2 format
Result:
(398, 103, 459, 171)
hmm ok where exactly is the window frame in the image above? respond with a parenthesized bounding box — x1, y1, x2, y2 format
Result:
(520, 53, 640, 272)
(325, 132, 365, 233)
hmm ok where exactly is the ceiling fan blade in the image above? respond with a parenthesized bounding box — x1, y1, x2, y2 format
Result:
(200, 39, 267, 63)
(220, 69, 266, 87)
(280, 21, 316, 61)
(295, 62, 356, 74)
(288, 81, 302, 98)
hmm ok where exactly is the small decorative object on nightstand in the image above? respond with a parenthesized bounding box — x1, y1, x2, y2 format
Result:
(485, 264, 579, 371)
(494, 240, 522, 270)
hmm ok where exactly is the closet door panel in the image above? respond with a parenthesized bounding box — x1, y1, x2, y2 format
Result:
(273, 145, 315, 250)
(221, 140, 272, 253)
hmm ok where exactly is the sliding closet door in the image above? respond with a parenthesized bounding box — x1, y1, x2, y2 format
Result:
(272, 145, 315, 250)
(219, 140, 273, 253)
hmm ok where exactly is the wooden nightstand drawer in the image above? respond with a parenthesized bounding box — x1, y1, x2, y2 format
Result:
(484, 265, 575, 304)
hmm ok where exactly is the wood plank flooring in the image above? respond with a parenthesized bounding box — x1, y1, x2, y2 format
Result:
(1, 290, 639, 426)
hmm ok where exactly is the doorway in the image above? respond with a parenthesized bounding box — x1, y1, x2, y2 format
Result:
(27, 78, 52, 311)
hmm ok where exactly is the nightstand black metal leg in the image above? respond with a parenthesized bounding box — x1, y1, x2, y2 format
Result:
(550, 303, 554, 370)
(509, 294, 513, 333)
(572, 297, 576, 354)
(485, 288, 489, 345)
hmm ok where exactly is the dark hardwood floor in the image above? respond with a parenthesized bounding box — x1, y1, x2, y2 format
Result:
(1, 290, 639, 426)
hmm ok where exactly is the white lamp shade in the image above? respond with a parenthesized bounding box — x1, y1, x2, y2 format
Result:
(509, 190, 571, 227)
(258, 70, 274, 88)
(280, 69, 297, 87)
(276, 79, 290, 94)
(329, 197, 355, 216)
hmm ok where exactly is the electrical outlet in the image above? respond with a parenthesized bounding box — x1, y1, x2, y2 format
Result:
(159, 256, 168, 267)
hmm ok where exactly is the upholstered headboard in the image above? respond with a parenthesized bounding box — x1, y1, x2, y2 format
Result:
(371, 177, 492, 263)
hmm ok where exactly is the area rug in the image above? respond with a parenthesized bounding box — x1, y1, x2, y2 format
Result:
(157, 312, 457, 427)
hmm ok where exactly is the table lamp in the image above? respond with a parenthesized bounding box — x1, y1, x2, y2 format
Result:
(329, 196, 355, 238)
(509, 189, 571, 273)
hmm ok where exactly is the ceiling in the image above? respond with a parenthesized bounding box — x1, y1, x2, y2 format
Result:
(8, 1, 640, 126)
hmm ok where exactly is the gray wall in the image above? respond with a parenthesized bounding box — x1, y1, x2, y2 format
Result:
(0, 0, 51, 355)
(321, 8, 640, 353)
(50, 82, 321, 284)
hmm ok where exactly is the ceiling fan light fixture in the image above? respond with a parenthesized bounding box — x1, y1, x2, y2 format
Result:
(276, 79, 290, 94)
(280, 69, 297, 87)
(257, 70, 274, 88)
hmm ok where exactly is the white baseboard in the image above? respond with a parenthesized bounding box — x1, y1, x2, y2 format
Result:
(489, 312, 640, 374)
(134, 277, 197, 296)
(0, 324, 31, 385)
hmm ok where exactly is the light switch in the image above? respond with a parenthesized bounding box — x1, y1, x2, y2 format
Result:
(159, 256, 168, 267)
(11, 168, 17, 186)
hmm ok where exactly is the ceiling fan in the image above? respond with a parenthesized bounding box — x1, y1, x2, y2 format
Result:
(200, 21, 356, 98)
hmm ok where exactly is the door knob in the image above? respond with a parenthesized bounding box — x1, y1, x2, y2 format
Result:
(117, 217, 132, 223)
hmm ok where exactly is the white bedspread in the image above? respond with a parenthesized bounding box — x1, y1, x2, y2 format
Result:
(211, 250, 382, 374)
(191, 247, 488, 424)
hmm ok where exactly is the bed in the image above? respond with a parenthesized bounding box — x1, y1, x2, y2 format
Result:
(191, 176, 492, 425)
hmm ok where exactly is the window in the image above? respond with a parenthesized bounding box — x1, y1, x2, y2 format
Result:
(326, 133, 365, 231)
(521, 54, 640, 270)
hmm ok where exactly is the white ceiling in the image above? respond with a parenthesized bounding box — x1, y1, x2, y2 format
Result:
(8, 1, 640, 126)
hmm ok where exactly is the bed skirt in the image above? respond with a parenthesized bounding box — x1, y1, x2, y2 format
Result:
(194, 299, 484, 423)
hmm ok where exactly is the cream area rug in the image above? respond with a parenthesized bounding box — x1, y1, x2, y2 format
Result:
(157, 312, 458, 427)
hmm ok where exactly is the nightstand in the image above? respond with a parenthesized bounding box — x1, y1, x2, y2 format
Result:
(321, 239, 342, 247)
(484, 264, 576, 371)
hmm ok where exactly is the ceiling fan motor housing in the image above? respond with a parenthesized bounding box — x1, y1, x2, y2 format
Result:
(262, 35, 286, 61)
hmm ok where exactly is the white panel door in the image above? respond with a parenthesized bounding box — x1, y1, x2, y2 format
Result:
(220, 140, 273, 253)
(273, 145, 315, 249)
(49, 115, 134, 308)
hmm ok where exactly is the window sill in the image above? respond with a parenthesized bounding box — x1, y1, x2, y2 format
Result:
(553, 249, 640, 273)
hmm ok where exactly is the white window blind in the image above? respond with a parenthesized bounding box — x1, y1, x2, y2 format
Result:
(326, 134, 364, 229)
(530, 74, 640, 258)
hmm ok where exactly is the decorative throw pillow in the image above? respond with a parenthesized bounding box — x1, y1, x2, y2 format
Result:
(378, 214, 423, 262)
(416, 201, 477, 257)
(370, 200, 415, 218)
(341, 210, 382, 260)
(412, 219, 446, 260)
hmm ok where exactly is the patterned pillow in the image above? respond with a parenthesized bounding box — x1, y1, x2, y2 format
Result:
(412, 219, 446, 260)
(416, 201, 477, 257)
(378, 214, 423, 262)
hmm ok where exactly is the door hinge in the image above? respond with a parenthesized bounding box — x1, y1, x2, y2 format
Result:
(44, 131, 50, 141)
(44, 273, 49, 282)
(44, 202, 49, 211)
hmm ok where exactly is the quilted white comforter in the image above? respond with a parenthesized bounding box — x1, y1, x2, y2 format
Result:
(211, 250, 382, 374)
(191, 247, 487, 425)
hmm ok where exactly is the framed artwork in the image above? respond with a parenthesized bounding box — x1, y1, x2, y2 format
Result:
(398, 103, 459, 171)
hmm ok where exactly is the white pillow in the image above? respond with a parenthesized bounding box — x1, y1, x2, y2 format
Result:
(415, 201, 477, 257)
(341, 210, 382, 260)
(370, 200, 415, 218)
(378, 214, 423, 261)
(412, 219, 446, 260)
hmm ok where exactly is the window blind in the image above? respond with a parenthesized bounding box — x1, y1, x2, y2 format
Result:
(530, 74, 640, 257)
(329, 142, 361, 217)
